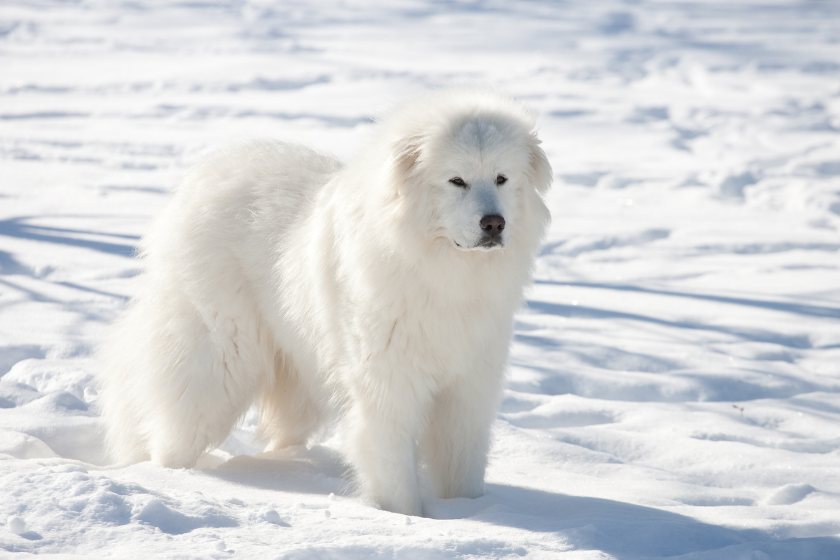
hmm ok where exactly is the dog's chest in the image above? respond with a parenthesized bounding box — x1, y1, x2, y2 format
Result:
(357, 291, 500, 383)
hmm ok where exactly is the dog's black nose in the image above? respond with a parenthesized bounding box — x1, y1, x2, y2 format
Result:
(480, 214, 505, 235)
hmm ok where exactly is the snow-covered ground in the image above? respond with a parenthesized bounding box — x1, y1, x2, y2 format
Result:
(2, 0, 840, 558)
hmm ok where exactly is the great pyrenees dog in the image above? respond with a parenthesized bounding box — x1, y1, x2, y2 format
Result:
(97, 88, 552, 516)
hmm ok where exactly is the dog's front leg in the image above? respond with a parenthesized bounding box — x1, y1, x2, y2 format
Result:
(345, 376, 430, 516)
(420, 370, 504, 500)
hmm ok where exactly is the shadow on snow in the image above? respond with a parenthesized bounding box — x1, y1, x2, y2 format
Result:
(202, 449, 840, 559)
(536, 280, 840, 320)
(0, 216, 138, 258)
(524, 299, 813, 349)
(429, 483, 840, 559)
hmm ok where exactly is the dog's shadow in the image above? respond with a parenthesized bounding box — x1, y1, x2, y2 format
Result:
(197, 447, 840, 558)
(199, 444, 351, 497)
(426, 483, 761, 558)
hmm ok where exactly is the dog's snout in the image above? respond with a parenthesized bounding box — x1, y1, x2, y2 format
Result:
(480, 214, 505, 235)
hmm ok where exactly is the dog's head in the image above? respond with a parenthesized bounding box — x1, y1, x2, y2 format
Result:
(385, 89, 552, 253)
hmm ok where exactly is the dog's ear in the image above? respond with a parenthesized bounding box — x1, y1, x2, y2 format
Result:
(527, 133, 553, 195)
(392, 135, 424, 177)
(391, 135, 425, 196)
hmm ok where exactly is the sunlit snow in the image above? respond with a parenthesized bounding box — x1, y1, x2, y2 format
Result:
(2, 1, 839, 558)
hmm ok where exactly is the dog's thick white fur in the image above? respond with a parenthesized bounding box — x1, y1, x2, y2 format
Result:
(97, 88, 551, 516)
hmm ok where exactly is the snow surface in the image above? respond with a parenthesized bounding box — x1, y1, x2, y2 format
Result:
(2, 0, 840, 558)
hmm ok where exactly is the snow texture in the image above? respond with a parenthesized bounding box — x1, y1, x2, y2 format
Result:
(1, 0, 839, 558)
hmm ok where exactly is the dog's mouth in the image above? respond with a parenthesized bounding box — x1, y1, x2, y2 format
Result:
(452, 237, 504, 251)
(477, 235, 503, 249)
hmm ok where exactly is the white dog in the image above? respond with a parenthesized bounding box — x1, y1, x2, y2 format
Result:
(97, 88, 552, 516)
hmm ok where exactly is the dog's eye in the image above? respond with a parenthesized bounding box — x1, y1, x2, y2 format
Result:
(496, 174, 507, 185)
(449, 177, 467, 188)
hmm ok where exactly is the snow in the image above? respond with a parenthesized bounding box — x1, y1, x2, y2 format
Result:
(1, 0, 839, 558)
(6, 517, 25, 536)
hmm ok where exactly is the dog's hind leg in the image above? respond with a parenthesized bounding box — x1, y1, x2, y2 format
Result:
(99, 279, 273, 468)
(158, 291, 274, 467)
(149, 297, 273, 467)
(257, 352, 322, 450)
